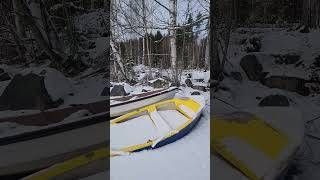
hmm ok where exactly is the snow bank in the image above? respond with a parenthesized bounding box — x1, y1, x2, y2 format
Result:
(43, 68, 74, 102)
(64, 75, 107, 105)
(214, 27, 320, 180)
(74, 9, 108, 37)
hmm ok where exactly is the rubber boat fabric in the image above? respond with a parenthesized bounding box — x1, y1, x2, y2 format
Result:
(110, 97, 205, 156)
(211, 107, 304, 180)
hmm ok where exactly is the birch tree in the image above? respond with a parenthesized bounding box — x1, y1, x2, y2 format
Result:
(169, 0, 177, 69)
(302, 0, 320, 28)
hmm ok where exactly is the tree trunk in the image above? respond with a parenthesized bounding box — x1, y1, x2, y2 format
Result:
(301, 0, 320, 28)
(12, 0, 26, 60)
(91, 0, 95, 10)
(41, 0, 62, 52)
(20, 0, 64, 66)
(169, 0, 177, 69)
(220, 19, 232, 72)
(205, 34, 209, 69)
(210, 0, 221, 81)
(28, 0, 49, 44)
(146, 34, 151, 68)
(110, 39, 129, 81)
(12, 0, 26, 38)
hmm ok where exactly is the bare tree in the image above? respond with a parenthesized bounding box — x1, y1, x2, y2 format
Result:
(302, 0, 320, 28)
(169, 0, 177, 69)
(210, 0, 221, 82)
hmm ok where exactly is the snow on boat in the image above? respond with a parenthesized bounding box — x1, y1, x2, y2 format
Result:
(0, 99, 109, 126)
(22, 146, 108, 180)
(110, 87, 178, 118)
(110, 96, 205, 156)
(0, 112, 108, 177)
(211, 107, 304, 180)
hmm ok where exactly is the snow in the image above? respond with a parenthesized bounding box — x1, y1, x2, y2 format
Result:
(63, 74, 107, 105)
(222, 137, 275, 177)
(0, 62, 210, 179)
(214, 27, 320, 180)
(0, 110, 40, 119)
(19, 67, 75, 102)
(0, 122, 39, 138)
(111, 115, 158, 150)
(0, 111, 103, 139)
(149, 110, 172, 139)
(0, 81, 10, 96)
(110, 82, 133, 95)
(89, 37, 109, 59)
(43, 68, 74, 102)
(111, 117, 210, 180)
(158, 110, 189, 130)
(62, 110, 92, 122)
(212, 155, 249, 180)
(74, 9, 108, 37)
(179, 105, 196, 118)
(148, 78, 165, 84)
(111, 86, 210, 180)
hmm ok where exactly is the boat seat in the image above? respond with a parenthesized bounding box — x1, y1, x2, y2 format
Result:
(149, 107, 172, 137)
(110, 115, 158, 149)
(178, 105, 196, 119)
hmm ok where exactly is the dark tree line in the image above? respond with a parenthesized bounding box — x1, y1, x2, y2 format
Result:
(117, 30, 208, 70)
(214, 0, 319, 28)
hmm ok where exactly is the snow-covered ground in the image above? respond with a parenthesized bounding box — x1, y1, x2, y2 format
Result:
(110, 87, 210, 180)
(214, 27, 320, 180)
(0, 61, 210, 179)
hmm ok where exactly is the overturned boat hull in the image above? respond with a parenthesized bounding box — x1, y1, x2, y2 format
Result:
(0, 112, 108, 177)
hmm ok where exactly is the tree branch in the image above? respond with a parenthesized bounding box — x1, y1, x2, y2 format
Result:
(153, 0, 172, 13)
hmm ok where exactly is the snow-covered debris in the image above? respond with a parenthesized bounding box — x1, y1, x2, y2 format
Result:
(110, 82, 133, 95)
(0, 67, 77, 110)
(41, 68, 74, 102)
(0, 122, 38, 138)
(74, 9, 108, 37)
(63, 110, 92, 122)
(192, 70, 210, 83)
(215, 27, 320, 180)
(148, 78, 170, 88)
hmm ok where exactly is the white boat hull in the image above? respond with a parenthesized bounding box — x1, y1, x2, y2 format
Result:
(0, 113, 108, 176)
(110, 88, 176, 118)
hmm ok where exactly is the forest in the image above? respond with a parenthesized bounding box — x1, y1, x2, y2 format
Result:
(211, 0, 320, 82)
(0, 0, 109, 76)
(110, 0, 209, 85)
